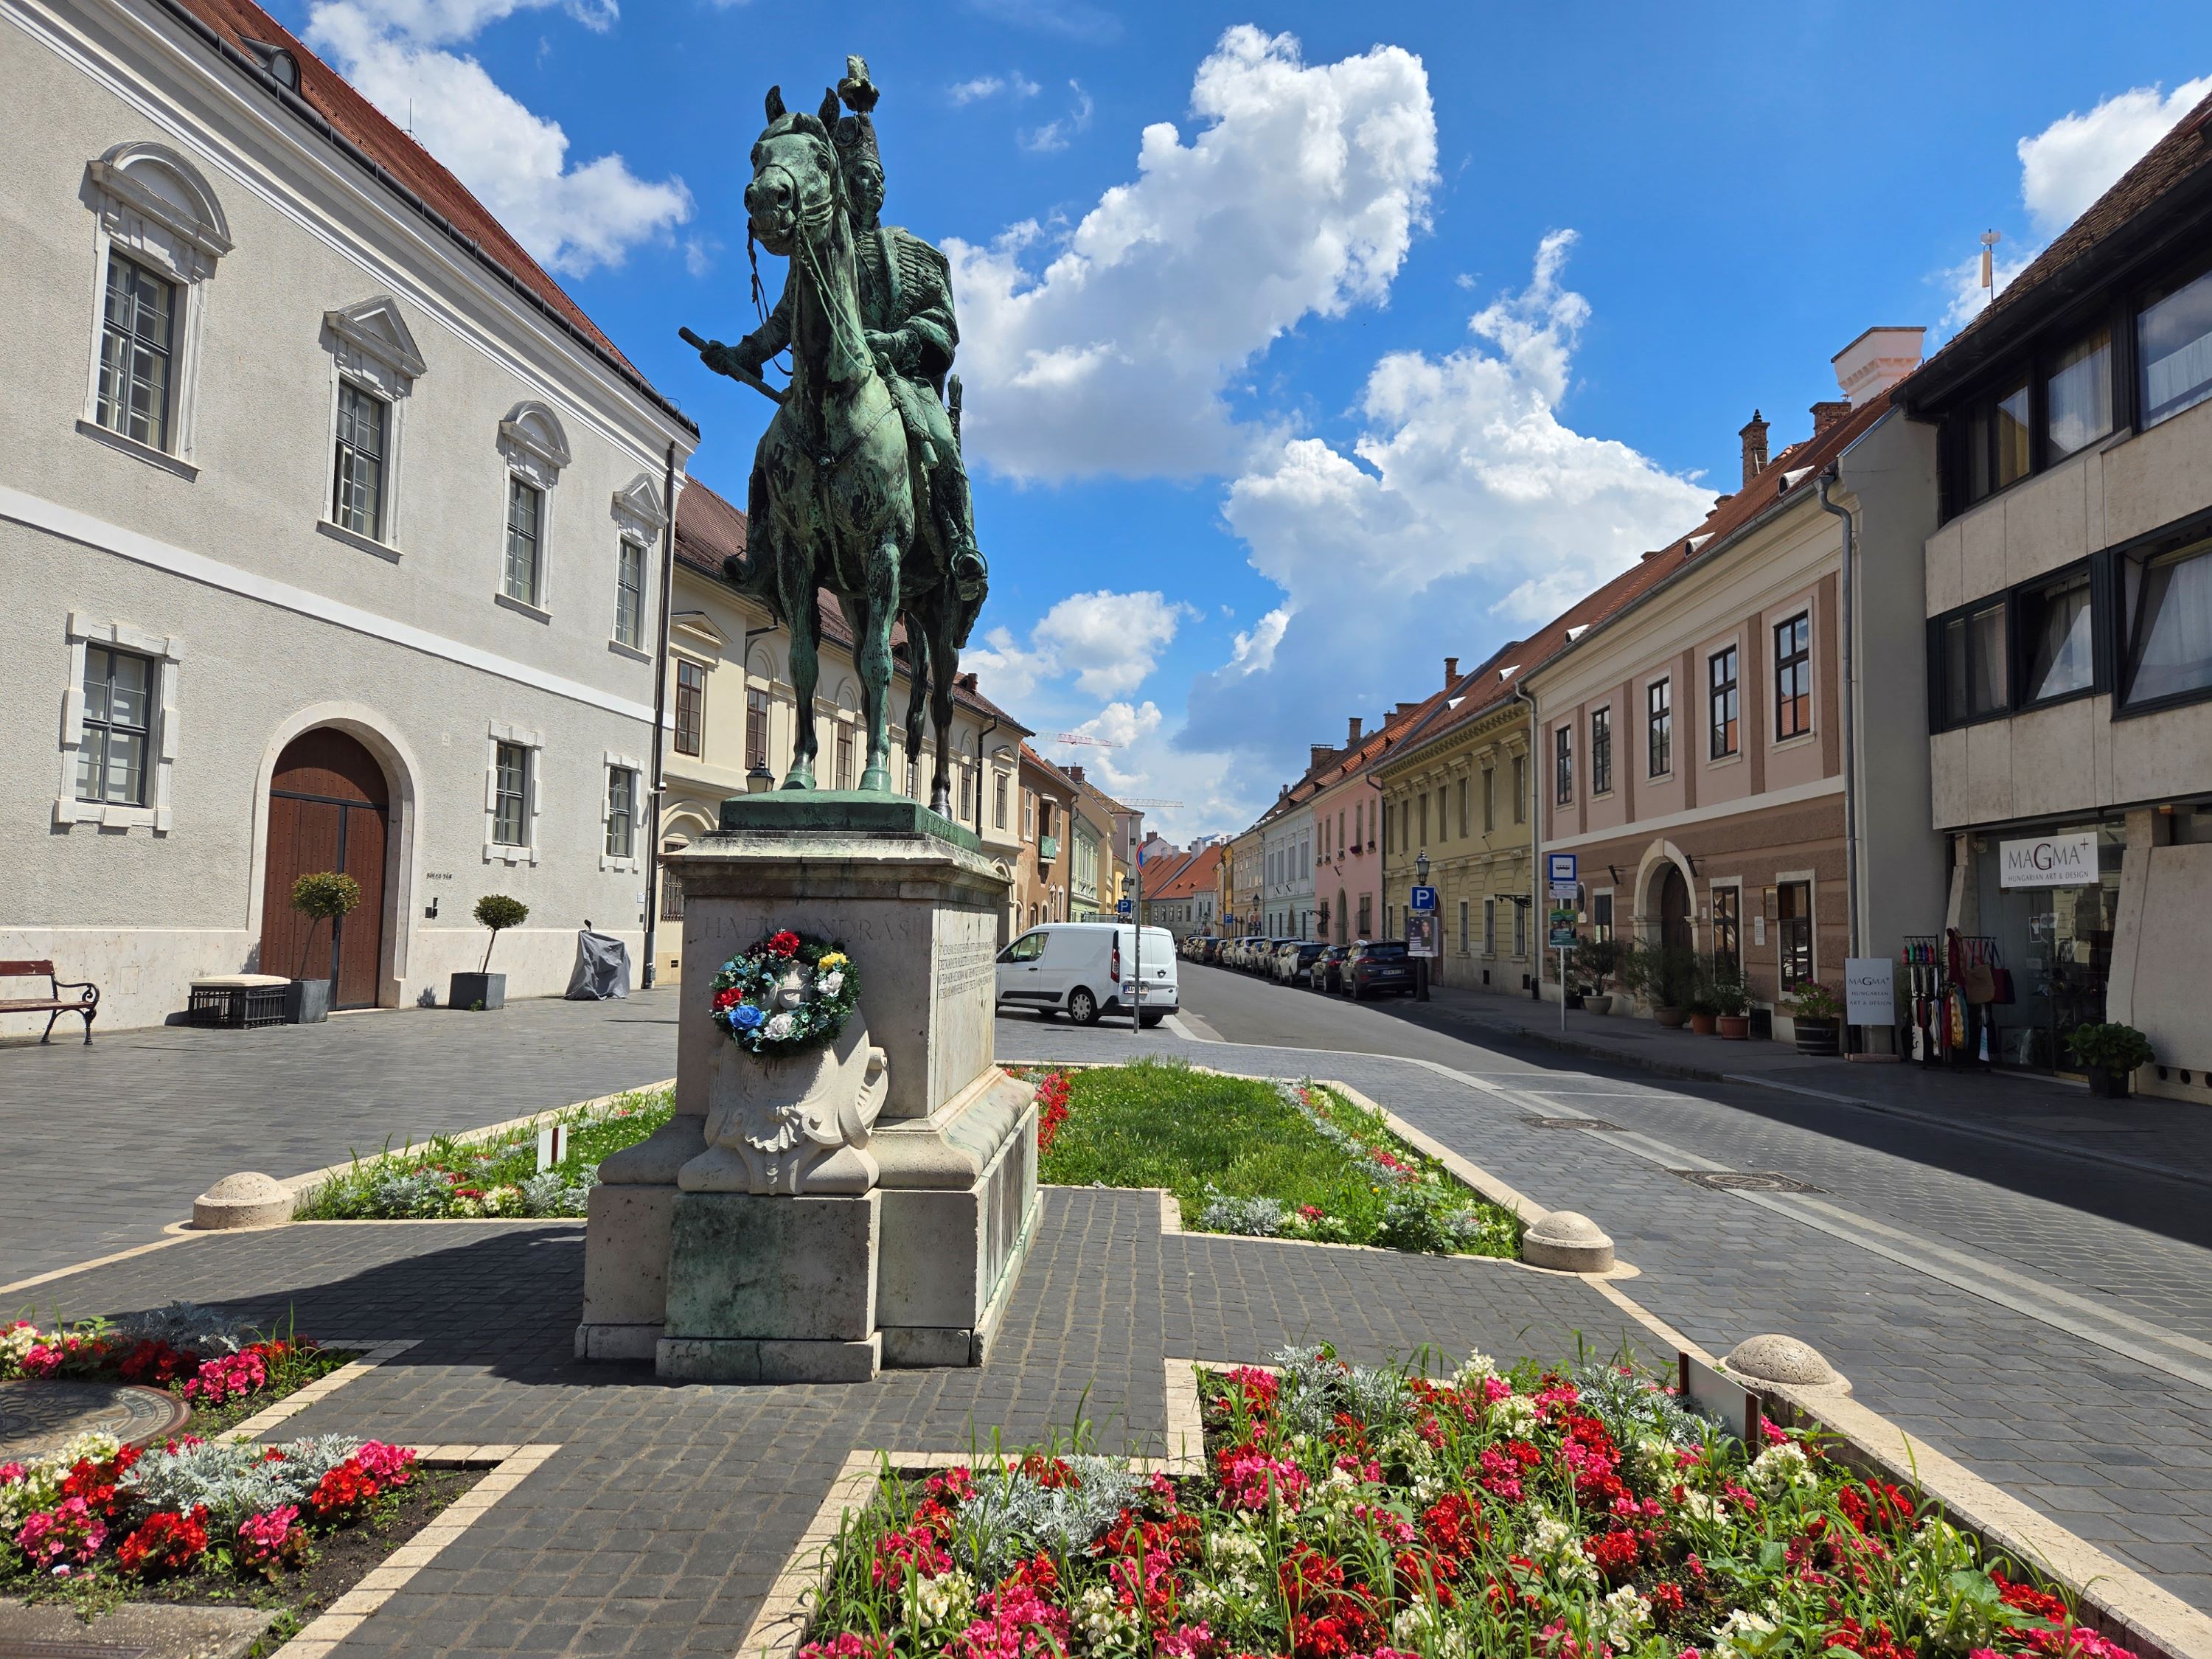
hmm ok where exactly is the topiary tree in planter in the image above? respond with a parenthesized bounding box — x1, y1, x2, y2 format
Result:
(285, 871, 361, 1023)
(2065, 1021, 2154, 1098)
(450, 894, 529, 1011)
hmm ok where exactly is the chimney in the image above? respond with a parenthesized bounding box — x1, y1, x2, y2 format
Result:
(1444, 655, 1459, 686)
(1831, 325, 1927, 406)
(1396, 700, 1421, 717)
(956, 672, 978, 690)
(1067, 765, 1085, 785)
(1310, 744, 1336, 771)
(1739, 411, 1770, 487)
(1346, 715, 1363, 745)
(1810, 399, 1851, 436)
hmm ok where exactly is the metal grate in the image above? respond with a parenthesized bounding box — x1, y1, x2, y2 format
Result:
(1672, 1169, 1820, 1194)
(1522, 1116, 1624, 1132)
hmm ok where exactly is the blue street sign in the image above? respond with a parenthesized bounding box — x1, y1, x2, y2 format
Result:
(1546, 852, 1578, 899)
(1116, 898, 1133, 917)
(1408, 885, 1438, 913)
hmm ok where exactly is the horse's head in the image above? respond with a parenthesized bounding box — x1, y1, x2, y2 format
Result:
(745, 86, 845, 257)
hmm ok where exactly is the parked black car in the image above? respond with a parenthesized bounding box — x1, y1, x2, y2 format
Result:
(1344, 939, 1414, 999)
(1311, 943, 1350, 994)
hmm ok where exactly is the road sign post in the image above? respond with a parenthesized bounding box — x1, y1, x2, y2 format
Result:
(1545, 854, 1578, 1034)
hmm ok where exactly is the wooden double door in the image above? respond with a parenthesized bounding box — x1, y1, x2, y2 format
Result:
(259, 730, 389, 1008)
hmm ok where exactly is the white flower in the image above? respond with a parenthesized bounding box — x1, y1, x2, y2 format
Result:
(1528, 1514, 1599, 1589)
(1632, 1436, 1678, 1486)
(765, 1012, 796, 1040)
(818, 971, 844, 997)
(1713, 1608, 1784, 1659)
(58, 1431, 120, 1466)
(1075, 1582, 1140, 1648)
(1392, 1602, 1470, 1659)
(913, 1569, 975, 1630)
(1205, 1525, 1265, 1573)
(1453, 1350, 1496, 1386)
(1747, 1440, 1818, 1496)
(1490, 1393, 1540, 1439)
(0, 1325, 41, 1368)
(1600, 1585, 1654, 1649)
(1677, 1489, 1728, 1527)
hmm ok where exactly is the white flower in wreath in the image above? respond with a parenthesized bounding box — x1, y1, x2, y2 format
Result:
(764, 1012, 796, 1040)
(818, 970, 844, 997)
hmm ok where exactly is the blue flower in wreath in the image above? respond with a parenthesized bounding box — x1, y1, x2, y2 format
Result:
(728, 1004, 765, 1032)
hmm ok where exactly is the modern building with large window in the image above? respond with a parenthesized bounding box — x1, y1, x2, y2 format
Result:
(1884, 89, 2212, 1098)
(2, 0, 696, 1031)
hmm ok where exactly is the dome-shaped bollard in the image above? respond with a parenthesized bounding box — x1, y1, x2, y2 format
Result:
(1520, 1210, 1615, 1273)
(192, 1172, 294, 1230)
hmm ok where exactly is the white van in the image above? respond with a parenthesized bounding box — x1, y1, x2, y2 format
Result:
(995, 922, 1179, 1027)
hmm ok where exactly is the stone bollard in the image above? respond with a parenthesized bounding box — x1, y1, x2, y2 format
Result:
(1520, 1210, 1615, 1273)
(192, 1172, 294, 1230)
(1722, 1333, 1850, 1391)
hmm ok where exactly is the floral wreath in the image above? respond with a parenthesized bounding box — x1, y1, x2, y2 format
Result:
(709, 929, 860, 1057)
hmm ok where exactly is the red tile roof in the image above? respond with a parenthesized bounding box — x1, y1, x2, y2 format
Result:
(1150, 842, 1222, 900)
(155, 0, 689, 430)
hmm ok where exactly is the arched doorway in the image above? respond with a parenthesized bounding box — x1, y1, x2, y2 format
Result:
(1653, 863, 1692, 953)
(260, 729, 389, 1007)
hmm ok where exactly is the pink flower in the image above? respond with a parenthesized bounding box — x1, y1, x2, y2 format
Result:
(236, 1505, 303, 1568)
(355, 1442, 417, 1483)
(14, 1498, 105, 1568)
(1159, 1624, 1214, 1659)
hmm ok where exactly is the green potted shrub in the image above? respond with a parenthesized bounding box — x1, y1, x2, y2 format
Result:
(1573, 938, 1629, 1016)
(1711, 962, 1752, 1040)
(1788, 981, 1843, 1056)
(451, 894, 529, 1010)
(285, 871, 362, 1024)
(2065, 1022, 2154, 1098)
(1637, 943, 1698, 1029)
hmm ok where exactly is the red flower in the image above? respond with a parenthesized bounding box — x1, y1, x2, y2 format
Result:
(767, 931, 802, 958)
(307, 1458, 381, 1520)
(713, 987, 744, 1011)
(116, 1507, 209, 1577)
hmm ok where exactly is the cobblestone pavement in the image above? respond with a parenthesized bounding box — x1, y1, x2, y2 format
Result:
(1002, 999, 2212, 1614)
(0, 992, 678, 1285)
(24, 1194, 1638, 1657)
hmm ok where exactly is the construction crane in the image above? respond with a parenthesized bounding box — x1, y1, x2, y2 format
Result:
(1116, 797, 1183, 809)
(1050, 732, 1119, 748)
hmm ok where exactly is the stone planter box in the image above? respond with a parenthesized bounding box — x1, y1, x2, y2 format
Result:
(448, 971, 507, 1010)
(284, 978, 333, 1024)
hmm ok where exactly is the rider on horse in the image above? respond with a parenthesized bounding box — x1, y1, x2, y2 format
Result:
(719, 61, 988, 613)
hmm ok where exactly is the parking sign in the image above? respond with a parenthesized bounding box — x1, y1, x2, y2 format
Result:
(1116, 897, 1133, 917)
(1408, 885, 1438, 913)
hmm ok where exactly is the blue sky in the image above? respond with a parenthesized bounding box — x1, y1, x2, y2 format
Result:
(274, 0, 2212, 838)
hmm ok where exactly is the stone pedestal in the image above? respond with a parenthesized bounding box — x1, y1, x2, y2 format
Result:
(658, 1192, 881, 1382)
(575, 796, 1040, 1377)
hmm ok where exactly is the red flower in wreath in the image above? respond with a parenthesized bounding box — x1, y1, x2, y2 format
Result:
(767, 931, 802, 958)
(712, 987, 745, 1012)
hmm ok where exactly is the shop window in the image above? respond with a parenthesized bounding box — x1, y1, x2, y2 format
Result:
(1776, 880, 1813, 990)
(2047, 328, 2114, 458)
(2138, 265, 2212, 429)
(1646, 678, 1672, 776)
(1774, 613, 1812, 739)
(1934, 599, 2008, 728)
(1590, 707, 1612, 794)
(2017, 569, 2095, 705)
(2121, 533, 2212, 709)
(1708, 646, 1739, 758)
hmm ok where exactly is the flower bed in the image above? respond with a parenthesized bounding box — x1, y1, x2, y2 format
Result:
(1019, 1063, 1519, 1258)
(293, 1085, 672, 1220)
(1, 1304, 353, 1439)
(793, 1346, 2133, 1659)
(1, 1423, 470, 1642)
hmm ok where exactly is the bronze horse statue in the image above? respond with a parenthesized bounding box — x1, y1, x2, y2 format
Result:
(688, 84, 978, 814)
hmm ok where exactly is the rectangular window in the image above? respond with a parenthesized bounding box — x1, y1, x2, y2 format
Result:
(961, 767, 975, 821)
(2123, 535, 2212, 708)
(332, 383, 386, 540)
(1512, 897, 1528, 956)
(2138, 265, 2212, 428)
(614, 539, 646, 647)
(745, 686, 770, 770)
(1355, 801, 1364, 846)
(1554, 726, 1572, 805)
(1417, 795, 1429, 847)
(1481, 767, 1495, 832)
(1777, 880, 1813, 990)
(1023, 790, 1035, 841)
(1590, 707, 1613, 794)
(75, 645, 153, 805)
(493, 742, 529, 846)
(1358, 894, 1371, 936)
(1774, 613, 1812, 740)
(1712, 886, 1740, 978)
(838, 727, 856, 791)
(2019, 570, 2095, 704)
(504, 476, 543, 605)
(1456, 779, 1468, 838)
(96, 254, 175, 451)
(1483, 897, 1497, 956)
(2046, 328, 2114, 458)
(674, 660, 705, 756)
(1938, 600, 2008, 724)
(1646, 678, 1673, 775)
(1965, 378, 2032, 504)
(1708, 647, 1740, 759)
(605, 766, 636, 859)
(1593, 891, 1614, 942)
(1512, 755, 1526, 824)
(994, 773, 1009, 830)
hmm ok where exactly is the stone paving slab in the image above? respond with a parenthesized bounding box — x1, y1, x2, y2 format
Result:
(1003, 1019, 2212, 1615)
(0, 992, 679, 1284)
(19, 1193, 1637, 1656)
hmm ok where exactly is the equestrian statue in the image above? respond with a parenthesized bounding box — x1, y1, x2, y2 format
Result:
(683, 57, 988, 815)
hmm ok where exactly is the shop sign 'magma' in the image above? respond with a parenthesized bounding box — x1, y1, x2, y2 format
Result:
(1998, 832, 2099, 889)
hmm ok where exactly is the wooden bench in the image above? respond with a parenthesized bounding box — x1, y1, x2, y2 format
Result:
(0, 959, 100, 1044)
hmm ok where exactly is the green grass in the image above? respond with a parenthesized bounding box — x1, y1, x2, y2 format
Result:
(1029, 1060, 1520, 1256)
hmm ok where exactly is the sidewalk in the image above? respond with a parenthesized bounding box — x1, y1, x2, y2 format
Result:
(1379, 978, 2212, 1187)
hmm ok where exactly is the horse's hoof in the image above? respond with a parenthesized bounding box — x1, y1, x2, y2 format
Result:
(930, 790, 953, 816)
(781, 769, 815, 791)
(858, 767, 891, 795)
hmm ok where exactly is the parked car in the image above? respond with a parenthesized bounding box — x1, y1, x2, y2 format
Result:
(1197, 936, 1222, 964)
(1278, 941, 1327, 986)
(1230, 936, 1264, 970)
(1343, 939, 1415, 999)
(995, 923, 1180, 1026)
(1310, 943, 1350, 994)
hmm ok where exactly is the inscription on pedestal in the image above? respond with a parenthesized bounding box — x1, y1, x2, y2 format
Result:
(937, 935, 996, 1001)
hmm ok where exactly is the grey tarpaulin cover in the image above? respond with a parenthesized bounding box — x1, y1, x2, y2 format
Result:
(566, 928, 631, 1000)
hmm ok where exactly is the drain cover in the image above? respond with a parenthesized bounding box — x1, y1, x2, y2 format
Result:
(1522, 1116, 1624, 1132)
(1672, 1169, 1821, 1194)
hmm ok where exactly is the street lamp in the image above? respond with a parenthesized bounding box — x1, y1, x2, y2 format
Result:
(1413, 850, 1431, 1004)
(745, 759, 775, 794)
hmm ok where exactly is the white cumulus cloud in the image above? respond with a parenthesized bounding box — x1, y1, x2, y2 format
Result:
(946, 25, 1438, 480)
(967, 589, 1189, 702)
(306, 1, 691, 276)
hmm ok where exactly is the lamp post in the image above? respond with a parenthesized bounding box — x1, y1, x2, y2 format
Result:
(1414, 849, 1431, 1004)
(745, 761, 775, 795)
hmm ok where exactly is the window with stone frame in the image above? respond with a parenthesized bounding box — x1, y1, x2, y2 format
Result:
(1590, 706, 1612, 795)
(604, 766, 637, 860)
(493, 742, 530, 846)
(77, 644, 154, 806)
(613, 538, 647, 648)
(504, 476, 543, 605)
(1646, 677, 1673, 776)
(1775, 612, 1812, 739)
(674, 660, 706, 757)
(1554, 725, 1572, 805)
(745, 685, 771, 770)
(331, 381, 387, 540)
(97, 254, 177, 451)
(1512, 754, 1527, 824)
(1708, 646, 1739, 758)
